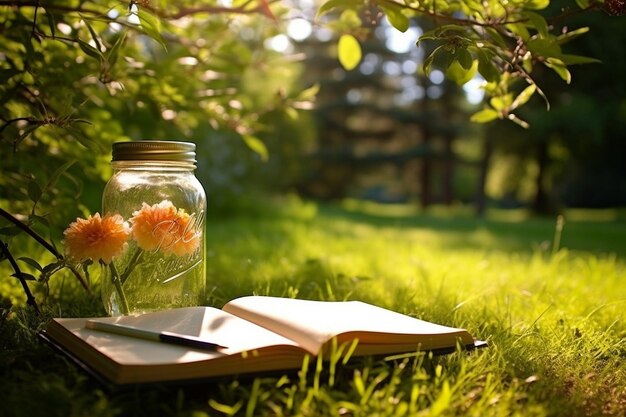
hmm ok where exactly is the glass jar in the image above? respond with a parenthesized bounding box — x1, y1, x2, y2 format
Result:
(101, 140, 206, 316)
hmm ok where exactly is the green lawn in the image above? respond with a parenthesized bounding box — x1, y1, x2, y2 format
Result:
(1, 197, 625, 417)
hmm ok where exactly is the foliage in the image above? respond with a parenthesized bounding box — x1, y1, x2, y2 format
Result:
(2, 199, 626, 416)
(0, 0, 312, 209)
(474, 0, 626, 210)
(0, 0, 313, 304)
(318, 0, 622, 128)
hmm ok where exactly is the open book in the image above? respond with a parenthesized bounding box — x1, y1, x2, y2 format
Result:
(42, 296, 485, 385)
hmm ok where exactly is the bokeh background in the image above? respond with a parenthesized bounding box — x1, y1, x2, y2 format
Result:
(1, 0, 625, 251)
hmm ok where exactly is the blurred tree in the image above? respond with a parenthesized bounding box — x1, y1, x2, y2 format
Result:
(295, 17, 472, 206)
(318, 0, 616, 127)
(314, 0, 622, 213)
(474, 0, 626, 213)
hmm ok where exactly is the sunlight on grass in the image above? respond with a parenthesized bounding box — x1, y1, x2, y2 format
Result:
(2, 196, 626, 417)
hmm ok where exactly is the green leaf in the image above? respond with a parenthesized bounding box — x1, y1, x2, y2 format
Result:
(506, 23, 530, 41)
(484, 28, 507, 49)
(41, 260, 64, 281)
(511, 84, 537, 110)
(138, 10, 166, 49)
(527, 38, 561, 58)
(490, 94, 513, 111)
(433, 46, 455, 71)
(107, 31, 128, 69)
(65, 124, 100, 151)
(77, 39, 104, 61)
(30, 214, 50, 228)
(559, 54, 601, 65)
(423, 46, 443, 75)
(297, 84, 320, 101)
(446, 59, 477, 85)
(45, 160, 76, 192)
(421, 24, 465, 40)
(12, 272, 37, 281)
(0, 226, 22, 237)
(27, 180, 42, 204)
(456, 48, 473, 70)
(476, 49, 499, 83)
(59, 168, 84, 199)
(18, 257, 44, 272)
(242, 134, 269, 162)
(285, 107, 299, 120)
(21, 31, 36, 60)
(545, 58, 571, 84)
(45, 9, 56, 37)
(337, 34, 362, 71)
(470, 108, 500, 123)
(525, 12, 549, 38)
(381, 4, 409, 33)
(339, 9, 361, 28)
(556, 27, 589, 45)
(526, 0, 550, 10)
(83, 17, 102, 52)
(317, 0, 361, 17)
(575, 0, 590, 9)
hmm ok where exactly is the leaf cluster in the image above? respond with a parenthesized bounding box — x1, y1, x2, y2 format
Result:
(318, 0, 609, 127)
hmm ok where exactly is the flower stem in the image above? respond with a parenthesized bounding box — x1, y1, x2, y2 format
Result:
(120, 248, 143, 285)
(109, 262, 129, 315)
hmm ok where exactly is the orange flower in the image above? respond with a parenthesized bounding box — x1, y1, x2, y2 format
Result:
(63, 213, 130, 264)
(130, 200, 201, 256)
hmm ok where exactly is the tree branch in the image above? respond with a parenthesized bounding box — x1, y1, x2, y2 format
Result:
(378, 0, 527, 28)
(0, 117, 35, 136)
(30, 0, 40, 39)
(0, 240, 41, 314)
(0, 1, 108, 17)
(547, 3, 600, 24)
(0, 0, 281, 20)
(0, 208, 62, 260)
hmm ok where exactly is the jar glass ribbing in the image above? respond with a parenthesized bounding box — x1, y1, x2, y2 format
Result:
(101, 141, 206, 316)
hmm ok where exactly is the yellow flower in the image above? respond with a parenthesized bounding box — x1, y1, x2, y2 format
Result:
(130, 200, 201, 256)
(63, 213, 130, 264)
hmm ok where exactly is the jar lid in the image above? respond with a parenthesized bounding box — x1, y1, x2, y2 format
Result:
(112, 141, 196, 164)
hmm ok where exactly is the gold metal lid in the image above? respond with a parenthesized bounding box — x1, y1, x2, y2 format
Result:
(112, 141, 196, 164)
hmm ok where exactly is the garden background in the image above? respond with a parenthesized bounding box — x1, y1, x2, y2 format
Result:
(1, 0, 625, 416)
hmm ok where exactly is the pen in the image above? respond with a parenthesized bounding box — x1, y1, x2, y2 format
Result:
(85, 320, 228, 351)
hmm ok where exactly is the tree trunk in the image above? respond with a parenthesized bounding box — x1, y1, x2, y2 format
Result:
(441, 133, 454, 206)
(475, 134, 493, 217)
(531, 139, 552, 214)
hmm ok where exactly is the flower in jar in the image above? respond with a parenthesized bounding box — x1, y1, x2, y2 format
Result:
(63, 213, 130, 264)
(130, 200, 201, 256)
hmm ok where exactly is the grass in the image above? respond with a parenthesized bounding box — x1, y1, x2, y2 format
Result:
(1, 196, 625, 417)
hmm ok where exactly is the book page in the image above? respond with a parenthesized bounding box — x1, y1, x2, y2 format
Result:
(223, 296, 474, 355)
(51, 306, 302, 366)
